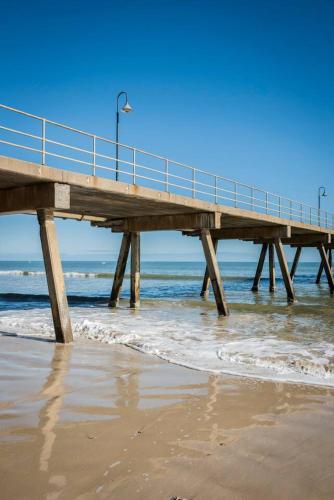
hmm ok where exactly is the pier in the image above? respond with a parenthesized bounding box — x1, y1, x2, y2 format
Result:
(0, 104, 333, 343)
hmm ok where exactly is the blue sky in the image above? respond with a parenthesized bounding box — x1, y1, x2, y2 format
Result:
(0, 0, 333, 261)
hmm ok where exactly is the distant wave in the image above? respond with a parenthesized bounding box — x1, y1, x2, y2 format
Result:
(0, 270, 96, 278)
(0, 269, 255, 281)
(0, 270, 45, 276)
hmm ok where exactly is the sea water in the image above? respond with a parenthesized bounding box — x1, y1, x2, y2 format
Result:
(0, 260, 334, 387)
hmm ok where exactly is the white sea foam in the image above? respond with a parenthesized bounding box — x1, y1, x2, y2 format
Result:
(0, 270, 44, 276)
(1, 302, 334, 387)
(0, 270, 97, 278)
(64, 272, 96, 278)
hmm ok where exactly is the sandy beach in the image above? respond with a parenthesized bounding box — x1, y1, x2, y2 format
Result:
(1, 334, 334, 500)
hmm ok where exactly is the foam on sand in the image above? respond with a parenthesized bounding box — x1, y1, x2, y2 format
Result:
(1, 301, 334, 388)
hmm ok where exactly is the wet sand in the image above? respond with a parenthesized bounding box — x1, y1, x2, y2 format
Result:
(1, 334, 334, 499)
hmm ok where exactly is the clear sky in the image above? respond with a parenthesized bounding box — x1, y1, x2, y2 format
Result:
(0, 0, 333, 261)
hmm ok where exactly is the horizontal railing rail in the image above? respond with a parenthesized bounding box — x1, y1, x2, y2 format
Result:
(0, 103, 333, 229)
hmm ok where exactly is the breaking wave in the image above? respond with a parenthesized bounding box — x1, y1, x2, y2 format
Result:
(1, 302, 334, 388)
(0, 269, 304, 283)
(0, 269, 204, 280)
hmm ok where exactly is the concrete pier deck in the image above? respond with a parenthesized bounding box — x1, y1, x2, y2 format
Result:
(1, 155, 333, 238)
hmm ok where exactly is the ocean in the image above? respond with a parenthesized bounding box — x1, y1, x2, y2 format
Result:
(0, 260, 334, 387)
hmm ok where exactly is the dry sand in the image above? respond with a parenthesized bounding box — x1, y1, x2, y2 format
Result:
(0, 334, 334, 500)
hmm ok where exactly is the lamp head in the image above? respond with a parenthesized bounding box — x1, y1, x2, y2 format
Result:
(319, 186, 327, 197)
(122, 101, 133, 113)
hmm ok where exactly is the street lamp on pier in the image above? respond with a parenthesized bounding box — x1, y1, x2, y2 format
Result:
(115, 91, 133, 181)
(318, 186, 327, 226)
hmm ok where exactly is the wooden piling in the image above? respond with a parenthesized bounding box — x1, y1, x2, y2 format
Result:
(316, 261, 324, 284)
(200, 239, 218, 298)
(37, 209, 73, 343)
(109, 232, 131, 307)
(316, 249, 332, 284)
(274, 238, 295, 303)
(251, 243, 268, 292)
(200, 229, 229, 316)
(290, 246, 302, 280)
(317, 244, 334, 294)
(130, 232, 140, 308)
(268, 243, 276, 292)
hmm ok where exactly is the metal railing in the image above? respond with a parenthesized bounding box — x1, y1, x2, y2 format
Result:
(0, 103, 333, 228)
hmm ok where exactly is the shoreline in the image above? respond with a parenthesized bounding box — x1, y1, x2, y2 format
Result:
(127, 345, 334, 390)
(3, 330, 334, 390)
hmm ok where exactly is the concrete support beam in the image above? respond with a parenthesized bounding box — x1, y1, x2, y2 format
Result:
(269, 243, 276, 292)
(109, 233, 131, 307)
(253, 234, 331, 247)
(37, 209, 73, 343)
(185, 225, 291, 240)
(284, 233, 331, 245)
(251, 243, 268, 292)
(0, 183, 70, 214)
(290, 247, 302, 280)
(317, 244, 334, 294)
(130, 232, 140, 308)
(291, 244, 334, 249)
(224, 225, 291, 240)
(200, 229, 229, 316)
(94, 212, 221, 232)
(274, 238, 296, 303)
(200, 239, 218, 298)
(54, 212, 105, 222)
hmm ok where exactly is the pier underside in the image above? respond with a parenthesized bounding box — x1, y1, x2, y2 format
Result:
(1, 155, 333, 343)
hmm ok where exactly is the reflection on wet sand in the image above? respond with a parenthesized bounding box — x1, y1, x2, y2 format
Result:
(39, 344, 72, 472)
(204, 374, 222, 446)
(116, 371, 139, 410)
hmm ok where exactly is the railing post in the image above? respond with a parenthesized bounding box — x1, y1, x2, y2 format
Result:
(214, 176, 218, 204)
(309, 206, 312, 225)
(165, 159, 169, 192)
(266, 192, 268, 215)
(290, 200, 292, 220)
(300, 203, 303, 222)
(278, 196, 281, 217)
(132, 148, 136, 184)
(192, 168, 195, 198)
(42, 119, 46, 165)
(251, 187, 254, 210)
(234, 182, 237, 208)
(92, 135, 96, 176)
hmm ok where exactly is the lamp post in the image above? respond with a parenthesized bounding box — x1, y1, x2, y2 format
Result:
(115, 91, 133, 181)
(318, 186, 327, 226)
